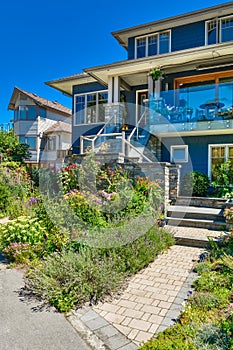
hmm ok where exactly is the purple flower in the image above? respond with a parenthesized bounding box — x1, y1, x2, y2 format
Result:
(29, 197, 40, 205)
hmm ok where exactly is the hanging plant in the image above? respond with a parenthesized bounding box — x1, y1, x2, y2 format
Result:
(149, 67, 164, 81)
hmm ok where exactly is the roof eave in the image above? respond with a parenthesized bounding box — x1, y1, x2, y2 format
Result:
(112, 2, 233, 49)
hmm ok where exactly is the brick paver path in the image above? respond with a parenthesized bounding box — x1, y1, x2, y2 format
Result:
(93, 245, 203, 347)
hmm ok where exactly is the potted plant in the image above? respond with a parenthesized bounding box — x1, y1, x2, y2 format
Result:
(149, 67, 164, 81)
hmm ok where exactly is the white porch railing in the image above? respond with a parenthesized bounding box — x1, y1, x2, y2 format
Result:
(128, 109, 148, 144)
(80, 131, 152, 163)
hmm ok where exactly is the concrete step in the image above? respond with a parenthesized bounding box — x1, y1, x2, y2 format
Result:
(174, 234, 218, 248)
(166, 217, 226, 231)
(167, 205, 225, 221)
(166, 225, 224, 249)
(174, 196, 227, 209)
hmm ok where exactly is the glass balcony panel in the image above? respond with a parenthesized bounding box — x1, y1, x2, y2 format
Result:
(149, 81, 233, 133)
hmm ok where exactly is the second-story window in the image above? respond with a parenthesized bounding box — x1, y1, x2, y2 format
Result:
(206, 16, 233, 45)
(14, 106, 47, 121)
(135, 31, 170, 59)
(19, 135, 37, 149)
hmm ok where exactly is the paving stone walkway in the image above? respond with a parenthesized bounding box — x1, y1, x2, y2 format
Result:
(69, 243, 207, 349)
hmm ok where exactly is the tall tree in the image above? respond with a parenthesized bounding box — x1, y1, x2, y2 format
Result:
(0, 129, 31, 163)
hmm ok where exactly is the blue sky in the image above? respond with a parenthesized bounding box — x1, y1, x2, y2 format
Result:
(0, 0, 229, 124)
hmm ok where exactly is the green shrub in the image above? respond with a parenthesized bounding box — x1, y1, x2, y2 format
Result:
(181, 171, 210, 197)
(212, 159, 233, 198)
(0, 162, 35, 218)
(0, 216, 69, 264)
(25, 227, 174, 312)
(139, 324, 197, 350)
(0, 181, 10, 215)
(193, 323, 231, 350)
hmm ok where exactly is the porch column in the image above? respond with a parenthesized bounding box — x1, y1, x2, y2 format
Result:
(148, 75, 154, 99)
(113, 76, 120, 103)
(108, 76, 113, 104)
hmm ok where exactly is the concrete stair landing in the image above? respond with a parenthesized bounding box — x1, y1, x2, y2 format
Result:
(166, 197, 227, 247)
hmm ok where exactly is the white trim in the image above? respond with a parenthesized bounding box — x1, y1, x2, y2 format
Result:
(73, 90, 108, 126)
(208, 143, 233, 178)
(108, 77, 113, 104)
(134, 30, 171, 59)
(136, 89, 148, 125)
(170, 145, 188, 163)
(205, 14, 233, 45)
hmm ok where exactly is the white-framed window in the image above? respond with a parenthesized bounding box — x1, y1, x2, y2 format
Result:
(47, 136, 56, 151)
(205, 15, 233, 45)
(19, 135, 37, 149)
(170, 145, 188, 163)
(135, 31, 171, 59)
(208, 144, 233, 179)
(74, 90, 108, 125)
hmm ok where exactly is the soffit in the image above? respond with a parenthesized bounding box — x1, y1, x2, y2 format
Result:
(85, 42, 233, 86)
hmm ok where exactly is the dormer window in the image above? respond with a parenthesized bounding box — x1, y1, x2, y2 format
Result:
(206, 16, 233, 45)
(135, 31, 170, 59)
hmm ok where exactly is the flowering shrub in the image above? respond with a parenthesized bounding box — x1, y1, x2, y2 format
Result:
(0, 215, 69, 264)
(0, 162, 34, 217)
(63, 189, 107, 227)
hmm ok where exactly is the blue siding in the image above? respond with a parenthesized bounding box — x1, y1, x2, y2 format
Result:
(161, 135, 233, 178)
(128, 37, 135, 60)
(73, 82, 106, 95)
(127, 20, 205, 60)
(172, 21, 205, 51)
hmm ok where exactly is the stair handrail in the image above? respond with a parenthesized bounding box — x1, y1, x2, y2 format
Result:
(128, 110, 147, 144)
(80, 114, 116, 154)
(123, 138, 152, 163)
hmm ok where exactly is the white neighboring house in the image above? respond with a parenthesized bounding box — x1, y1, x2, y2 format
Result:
(8, 87, 72, 168)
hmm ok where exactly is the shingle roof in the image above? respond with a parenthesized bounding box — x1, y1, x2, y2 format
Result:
(44, 121, 71, 134)
(8, 87, 72, 116)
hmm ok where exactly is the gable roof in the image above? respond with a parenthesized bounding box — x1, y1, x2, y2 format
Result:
(8, 87, 72, 117)
(44, 121, 71, 134)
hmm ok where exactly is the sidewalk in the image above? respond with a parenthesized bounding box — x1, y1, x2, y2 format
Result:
(0, 255, 91, 350)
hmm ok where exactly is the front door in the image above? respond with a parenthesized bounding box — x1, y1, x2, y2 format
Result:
(136, 90, 148, 124)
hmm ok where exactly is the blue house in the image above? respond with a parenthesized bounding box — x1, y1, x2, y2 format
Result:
(47, 2, 233, 182)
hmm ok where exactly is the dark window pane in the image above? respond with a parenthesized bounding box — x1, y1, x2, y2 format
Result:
(137, 38, 146, 58)
(98, 92, 108, 122)
(14, 110, 19, 121)
(40, 108, 46, 118)
(27, 136, 36, 149)
(19, 136, 25, 143)
(75, 95, 85, 124)
(221, 17, 233, 42)
(207, 20, 217, 44)
(28, 106, 37, 120)
(19, 107, 26, 120)
(159, 32, 169, 54)
(148, 35, 157, 56)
